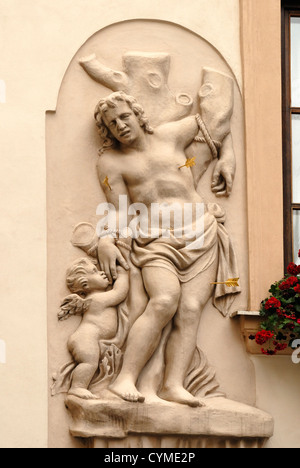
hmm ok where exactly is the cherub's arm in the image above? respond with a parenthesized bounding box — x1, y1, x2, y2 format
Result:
(101, 266, 130, 307)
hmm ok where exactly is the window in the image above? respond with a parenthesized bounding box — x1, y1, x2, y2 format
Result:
(282, 1, 300, 267)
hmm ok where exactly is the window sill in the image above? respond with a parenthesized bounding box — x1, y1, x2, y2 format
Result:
(232, 311, 292, 355)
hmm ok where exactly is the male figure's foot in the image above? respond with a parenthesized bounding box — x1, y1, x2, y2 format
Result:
(68, 387, 98, 400)
(159, 386, 205, 408)
(109, 378, 145, 403)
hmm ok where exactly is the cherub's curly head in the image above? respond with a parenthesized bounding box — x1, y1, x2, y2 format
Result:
(66, 257, 96, 294)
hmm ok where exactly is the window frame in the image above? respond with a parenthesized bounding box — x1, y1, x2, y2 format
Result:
(282, 0, 300, 267)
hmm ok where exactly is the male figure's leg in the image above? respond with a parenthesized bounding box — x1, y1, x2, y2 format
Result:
(109, 266, 181, 402)
(160, 257, 218, 407)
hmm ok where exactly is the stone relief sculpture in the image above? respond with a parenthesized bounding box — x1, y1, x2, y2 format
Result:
(52, 51, 240, 401)
(51, 48, 273, 446)
(79, 52, 194, 127)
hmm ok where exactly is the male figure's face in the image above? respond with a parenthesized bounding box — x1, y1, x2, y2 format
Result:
(102, 101, 143, 146)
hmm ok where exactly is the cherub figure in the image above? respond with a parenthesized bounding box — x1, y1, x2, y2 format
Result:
(58, 257, 129, 400)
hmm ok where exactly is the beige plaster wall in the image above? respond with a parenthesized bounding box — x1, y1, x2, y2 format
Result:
(0, 0, 298, 449)
(252, 356, 300, 448)
(240, 0, 284, 311)
(240, 0, 300, 449)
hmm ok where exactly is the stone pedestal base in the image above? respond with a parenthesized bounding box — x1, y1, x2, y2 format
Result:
(65, 395, 273, 449)
(89, 435, 267, 449)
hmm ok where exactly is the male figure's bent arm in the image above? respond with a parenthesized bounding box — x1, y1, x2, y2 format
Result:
(97, 155, 130, 282)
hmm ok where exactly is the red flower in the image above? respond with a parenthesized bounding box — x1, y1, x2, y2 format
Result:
(255, 330, 274, 345)
(298, 249, 300, 258)
(294, 284, 300, 294)
(274, 342, 288, 351)
(261, 348, 277, 355)
(279, 276, 298, 290)
(287, 262, 299, 275)
(286, 316, 296, 321)
(276, 308, 284, 317)
(289, 276, 298, 284)
(265, 297, 281, 310)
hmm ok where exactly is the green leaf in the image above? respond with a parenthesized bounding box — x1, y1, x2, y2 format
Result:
(270, 284, 278, 295)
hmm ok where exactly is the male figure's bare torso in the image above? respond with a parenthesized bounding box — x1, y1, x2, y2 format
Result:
(98, 117, 202, 210)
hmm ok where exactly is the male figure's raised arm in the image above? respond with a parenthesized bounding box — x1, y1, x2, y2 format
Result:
(162, 68, 237, 197)
(157, 114, 236, 197)
(157, 115, 199, 150)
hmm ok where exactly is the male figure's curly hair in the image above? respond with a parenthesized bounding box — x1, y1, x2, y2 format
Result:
(94, 91, 153, 155)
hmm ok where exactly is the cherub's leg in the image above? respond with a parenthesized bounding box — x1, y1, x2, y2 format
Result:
(160, 257, 218, 407)
(109, 267, 181, 403)
(68, 330, 100, 400)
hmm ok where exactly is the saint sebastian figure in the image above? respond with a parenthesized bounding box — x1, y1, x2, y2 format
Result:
(94, 91, 239, 407)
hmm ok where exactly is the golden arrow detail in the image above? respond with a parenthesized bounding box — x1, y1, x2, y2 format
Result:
(211, 278, 240, 288)
(103, 176, 112, 191)
(179, 157, 196, 170)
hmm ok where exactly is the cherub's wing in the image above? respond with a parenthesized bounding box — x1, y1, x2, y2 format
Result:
(58, 294, 91, 321)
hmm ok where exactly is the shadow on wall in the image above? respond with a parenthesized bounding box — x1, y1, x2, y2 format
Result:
(0, 339, 6, 364)
(0, 80, 6, 103)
